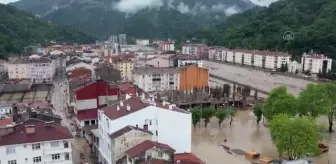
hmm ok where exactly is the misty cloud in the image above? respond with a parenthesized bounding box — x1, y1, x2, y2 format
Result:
(249, 0, 278, 6)
(177, 2, 190, 14)
(113, 0, 163, 14)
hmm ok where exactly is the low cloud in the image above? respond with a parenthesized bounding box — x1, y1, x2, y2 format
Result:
(249, 0, 278, 6)
(113, 0, 163, 14)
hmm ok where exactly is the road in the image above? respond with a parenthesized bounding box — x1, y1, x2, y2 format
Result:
(204, 60, 315, 96)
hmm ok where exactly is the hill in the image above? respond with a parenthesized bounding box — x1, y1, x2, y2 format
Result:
(191, 0, 336, 61)
(0, 4, 95, 57)
(10, 0, 257, 38)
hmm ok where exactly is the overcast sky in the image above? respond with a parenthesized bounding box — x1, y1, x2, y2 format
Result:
(0, 0, 18, 4)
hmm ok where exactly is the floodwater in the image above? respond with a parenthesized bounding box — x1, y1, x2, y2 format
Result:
(192, 109, 336, 164)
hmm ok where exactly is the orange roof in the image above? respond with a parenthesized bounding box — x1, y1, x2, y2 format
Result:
(0, 117, 14, 127)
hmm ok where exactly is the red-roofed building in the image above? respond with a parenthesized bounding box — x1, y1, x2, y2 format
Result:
(0, 119, 73, 164)
(174, 153, 205, 164)
(123, 140, 175, 164)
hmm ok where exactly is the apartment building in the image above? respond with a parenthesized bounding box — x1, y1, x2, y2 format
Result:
(169, 55, 203, 67)
(208, 48, 292, 70)
(182, 44, 208, 57)
(7, 55, 56, 83)
(136, 39, 150, 46)
(301, 53, 332, 74)
(133, 67, 180, 92)
(0, 120, 73, 164)
(159, 41, 175, 52)
(112, 55, 135, 81)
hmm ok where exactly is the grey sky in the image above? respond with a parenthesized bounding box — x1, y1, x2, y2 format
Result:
(0, 0, 18, 4)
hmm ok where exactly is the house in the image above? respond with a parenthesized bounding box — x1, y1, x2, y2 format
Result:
(97, 96, 192, 164)
(174, 153, 205, 164)
(124, 140, 175, 164)
(0, 119, 73, 164)
(301, 52, 332, 74)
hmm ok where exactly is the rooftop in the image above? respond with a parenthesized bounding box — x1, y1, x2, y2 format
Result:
(133, 67, 179, 75)
(174, 153, 205, 164)
(169, 55, 201, 61)
(125, 140, 175, 158)
(0, 119, 73, 146)
(10, 56, 52, 64)
(109, 125, 152, 139)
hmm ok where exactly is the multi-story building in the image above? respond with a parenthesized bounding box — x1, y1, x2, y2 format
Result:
(136, 39, 150, 46)
(7, 56, 56, 83)
(179, 65, 208, 91)
(159, 41, 175, 52)
(0, 104, 13, 114)
(112, 55, 135, 81)
(169, 55, 203, 67)
(301, 53, 332, 74)
(97, 96, 191, 164)
(182, 44, 208, 56)
(0, 119, 73, 164)
(118, 34, 127, 45)
(288, 61, 302, 73)
(133, 67, 180, 92)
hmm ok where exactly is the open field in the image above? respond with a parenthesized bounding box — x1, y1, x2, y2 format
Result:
(204, 61, 315, 96)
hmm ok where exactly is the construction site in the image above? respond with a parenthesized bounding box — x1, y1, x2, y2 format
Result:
(0, 84, 52, 104)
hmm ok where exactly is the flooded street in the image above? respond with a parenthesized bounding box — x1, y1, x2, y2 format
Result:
(192, 109, 336, 164)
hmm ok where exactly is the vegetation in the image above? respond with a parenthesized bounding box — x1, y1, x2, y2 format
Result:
(202, 107, 215, 128)
(191, 107, 237, 128)
(253, 103, 263, 125)
(269, 114, 320, 160)
(226, 108, 236, 127)
(191, 108, 202, 128)
(191, 0, 336, 66)
(215, 109, 228, 127)
(0, 4, 95, 57)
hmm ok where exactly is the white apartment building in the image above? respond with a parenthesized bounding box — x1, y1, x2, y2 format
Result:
(159, 42, 175, 52)
(133, 67, 180, 92)
(288, 61, 302, 73)
(169, 55, 203, 67)
(136, 39, 150, 46)
(0, 120, 73, 164)
(7, 56, 56, 83)
(0, 105, 13, 114)
(301, 53, 332, 74)
(182, 44, 199, 56)
(97, 96, 192, 164)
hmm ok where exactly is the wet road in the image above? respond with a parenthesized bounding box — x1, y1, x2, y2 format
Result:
(192, 110, 336, 164)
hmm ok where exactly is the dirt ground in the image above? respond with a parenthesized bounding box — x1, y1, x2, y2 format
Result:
(72, 138, 94, 164)
(192, 109, 336, 164)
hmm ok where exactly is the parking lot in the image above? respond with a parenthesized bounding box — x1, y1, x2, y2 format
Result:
(204, 61, 316, 96)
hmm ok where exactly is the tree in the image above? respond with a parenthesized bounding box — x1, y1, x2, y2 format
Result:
(215, 109, 228, 127)
(226, 108, 236, 127)
(297, 84, 331, 118)
(253, 103, 263, 125)
(264, 86, 297, 121)
(324, 83, 336, 132)
(269, 114, 320, 160)
(202, 108, 215, 128)
(191, 108, 202, 128)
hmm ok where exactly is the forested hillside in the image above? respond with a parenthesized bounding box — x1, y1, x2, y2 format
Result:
(0, 4, 95, 57)
(192, 0, 336, 60)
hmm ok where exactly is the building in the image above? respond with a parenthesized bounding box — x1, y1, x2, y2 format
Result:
(97, 96, 191, 164)
(73, 80, 119, 129)
(118, 34, 127, 45)
(182, 44, 208, 56)
(169, 55, 203, 67)
(288, 61, 302, 73)
(7, 56, 56, 83)
(145, 55, 171, 68)
(301, 53, 332, 74)
(0, 119, 73, 164)
(179, 65, 208, 91)
(0, 105, 13, 115)
(95, 64, 121, 82)
(112, 55, 135, 81)
(66, 62, 96, 74)
(159, 42, 175, 52)
(133, 67, 180, 92)
(136, 39, 150, 46)
(174, 153, 205, 164)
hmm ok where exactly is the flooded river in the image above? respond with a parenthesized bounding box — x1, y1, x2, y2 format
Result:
(191, 110, 336, 164)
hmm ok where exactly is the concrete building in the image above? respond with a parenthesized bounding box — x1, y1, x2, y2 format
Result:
(136, 39, 150, 46)
(179, 65, 209, 91)
(169, 55, 203, 67)
(301, 53, 332, 74)
(66, 62, 96, 75)
(7, 56, 55, 83)
(0, 105, 13, 115)
(118, 34, 127, 45)
(0, 119, 73, 164)
(159, 42, 175, 52)
(133, 67, 180, 92)
(112, 55, 135, 81)
(145, 55, 171, 68)
(288, 61, 302, 73)
(182, 44, 208, 56)
(97, 96, 191, 164)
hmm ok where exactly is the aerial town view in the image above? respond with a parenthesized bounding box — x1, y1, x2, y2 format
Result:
(0, 0, 336, 164)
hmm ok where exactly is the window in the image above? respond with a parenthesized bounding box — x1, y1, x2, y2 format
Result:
(158, 151, 163, 157)
(65, 153, 70, 160)
(33, 156, 41, 163)
(32, 143, 41, 150)
(6, 147, 15, 154)
(52, 154, 60, 160)
(8, 160, 16, 164)
(50, 141, 59, 148)
(64, 141, 69, 148)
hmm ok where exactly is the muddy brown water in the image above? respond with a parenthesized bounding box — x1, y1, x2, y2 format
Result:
(192, 110, 336, 164)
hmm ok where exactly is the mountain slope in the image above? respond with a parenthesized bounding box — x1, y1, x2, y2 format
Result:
(10, 0, 256, 38)
(192, 0, 336, 60)
(0, 4, 95, 57)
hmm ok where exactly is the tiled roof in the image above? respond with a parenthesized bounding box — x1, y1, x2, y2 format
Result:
(101, 97, 189, 120)
(143, 159, 172, 164)
(0, 117, 14, 127)
(125, 140, 175, 158)
(174, 153, 204, 164)
(76, 108, 98, 121)
(0, 119, 73, 146)
(109, 125, 152, 139)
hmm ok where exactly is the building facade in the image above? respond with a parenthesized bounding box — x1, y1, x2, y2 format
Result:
(169, 55, 203, 68)
(179, 65, 208, 91)
(159, 42, 175, 52)
(301, 53, 332, 74)
(133, 68, 180, 92)
(182, 44, 208, 57)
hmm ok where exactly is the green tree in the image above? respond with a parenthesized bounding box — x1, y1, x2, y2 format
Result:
(215, 109, 228, 127)
(253, 103, 264, 125)
(264, 86, 297, 120)
(226, 108, 236, 127)
(297, 84, 331, 118)
(191, 108, 202, 128)
(269, 114, 320, 160)
(324, 83, 336, 132)
(202, 107, 215, 128)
